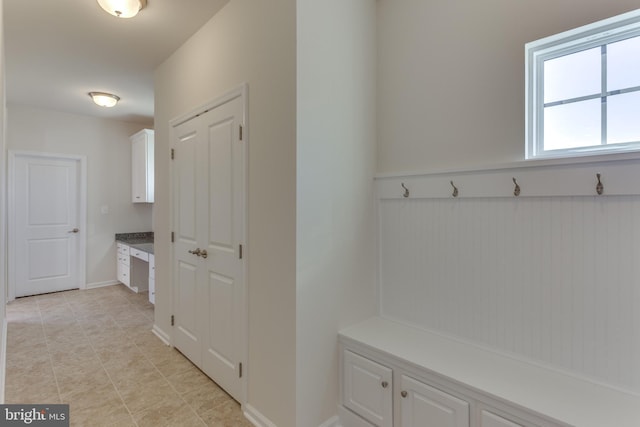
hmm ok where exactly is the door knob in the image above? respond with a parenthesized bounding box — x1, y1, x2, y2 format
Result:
(68, 228, 79, 233)
(200, 249, 208, 259)
(188, 248, 202, 256)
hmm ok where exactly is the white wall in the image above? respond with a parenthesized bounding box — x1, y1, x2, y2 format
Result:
(377, 0, 640, 174)
(6, 105, 152, 288)
(296, 0, 377, 425)
(154, 0, 297, 425)
(375, 0, 640, 396)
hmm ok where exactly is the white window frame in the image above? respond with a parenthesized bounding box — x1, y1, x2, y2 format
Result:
(525, 9, 640, 160)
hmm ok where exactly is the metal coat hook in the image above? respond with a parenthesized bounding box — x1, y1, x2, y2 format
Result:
(596, 173, 604, 195)
(450, 181, 458, 198)
(401, 183, 410, 198)
(512, 177, 521, 197)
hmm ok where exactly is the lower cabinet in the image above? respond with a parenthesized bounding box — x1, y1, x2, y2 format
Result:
(116, 243, 130, 287)
(343, 350, 393, 427)
(400, 374, 468, 427)
(148, 254, 155, 304)
(341, 348, 534, 427)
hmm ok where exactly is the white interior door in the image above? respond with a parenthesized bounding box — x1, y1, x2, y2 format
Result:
(10, 153, 84, 298)
(172, 90, 246, 402)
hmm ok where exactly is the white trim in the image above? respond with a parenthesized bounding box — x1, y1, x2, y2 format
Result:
(525, 8, 640, 160)
(338, 406, 373, 427)
(7, 151, 88, 301)
(243, 403, 278, 427)
(85, 280, 120, 290)
(168, 83, 249, 404)
(319, 415, 342, 427)
(152, 324, 171, 346)
(375, 157, 640, 199)
(0, 318, 7, 403)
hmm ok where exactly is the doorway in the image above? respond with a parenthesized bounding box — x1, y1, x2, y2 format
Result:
(8, 152, 87, 299)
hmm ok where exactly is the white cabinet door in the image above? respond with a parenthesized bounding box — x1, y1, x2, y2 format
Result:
(343, 350, 393, 427)
(116, 243, 130, 287)
(131, 129, 154, 203)
(400, 375, 469, 427)
(148, 254, 155, 304)
(480, 410, 524, 427)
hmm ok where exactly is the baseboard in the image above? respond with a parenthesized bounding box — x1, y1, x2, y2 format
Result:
(85, 280, 119, 290)
(152, 324, 171, 346)
(319, 415, 341, 427)
(243, 403, 277, 427)
(1, 318, 7, 403)
(338, 405, 373, 427)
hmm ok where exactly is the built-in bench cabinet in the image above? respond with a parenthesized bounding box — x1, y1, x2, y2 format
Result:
(339, 317, 640, 427)
(342, 348, 524, 427)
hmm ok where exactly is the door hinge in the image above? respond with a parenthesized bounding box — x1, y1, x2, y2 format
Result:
(239, 125, 243, 141)
(239, 244, 243, 259)
(171, 231, 175, 243)
(239, 362, 243, 378)
(171, 315, 175, 326)
(171, 148, 175, 159)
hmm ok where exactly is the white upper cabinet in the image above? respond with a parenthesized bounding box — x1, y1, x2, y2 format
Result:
(131, 129, 154, 203)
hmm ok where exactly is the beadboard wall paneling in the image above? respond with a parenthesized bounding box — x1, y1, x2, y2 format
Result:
(378, 195, 640, 392)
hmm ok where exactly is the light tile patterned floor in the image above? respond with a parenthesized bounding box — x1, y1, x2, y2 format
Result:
(4, 285, 253, 427)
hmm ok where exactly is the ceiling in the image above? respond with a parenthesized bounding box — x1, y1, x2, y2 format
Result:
(4, 0, 230, 124)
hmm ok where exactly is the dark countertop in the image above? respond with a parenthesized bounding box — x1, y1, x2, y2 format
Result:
(116, 232, 154, 254)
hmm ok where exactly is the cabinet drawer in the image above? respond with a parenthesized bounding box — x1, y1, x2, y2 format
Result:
(343, 350, 392, 427)
(131, 248, 149, 261)
(117, 243, 130, 256)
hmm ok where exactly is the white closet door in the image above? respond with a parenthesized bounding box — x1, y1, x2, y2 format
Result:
(172, 91, 246, 403)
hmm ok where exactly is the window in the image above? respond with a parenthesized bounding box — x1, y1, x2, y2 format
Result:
(526, 9, 640, 159)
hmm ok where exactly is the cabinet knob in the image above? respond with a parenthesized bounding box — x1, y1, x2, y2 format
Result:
(401, 390, 408, 398)
(381, 381, 388, 389)
(200, 249, 208, 259)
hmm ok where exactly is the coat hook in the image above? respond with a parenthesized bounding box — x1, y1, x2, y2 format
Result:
(401, 183, 409, 198)
(596, 173, 604, 195)
(512, 177, 521, 197)
(450, 181, 458, 198)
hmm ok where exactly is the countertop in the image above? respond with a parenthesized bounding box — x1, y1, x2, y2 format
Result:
(116, 232, 154, 254)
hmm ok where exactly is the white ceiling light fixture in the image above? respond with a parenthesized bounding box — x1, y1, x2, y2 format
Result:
(89, 92, 120, 108)
(96, 0, 147, 18)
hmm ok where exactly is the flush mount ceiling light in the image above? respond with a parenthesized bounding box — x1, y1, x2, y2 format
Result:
(96, 0, 147, 18)
(89, 92, 120, 108)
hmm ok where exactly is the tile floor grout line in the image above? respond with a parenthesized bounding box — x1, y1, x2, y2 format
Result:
(37, 297, 65, 405)
(70, 295, 141, 427)
(6, 286, 250, 426)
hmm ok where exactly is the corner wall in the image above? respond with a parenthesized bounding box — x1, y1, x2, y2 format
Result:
(296, 0, 378, 425)
(154, 1, 297, 425)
